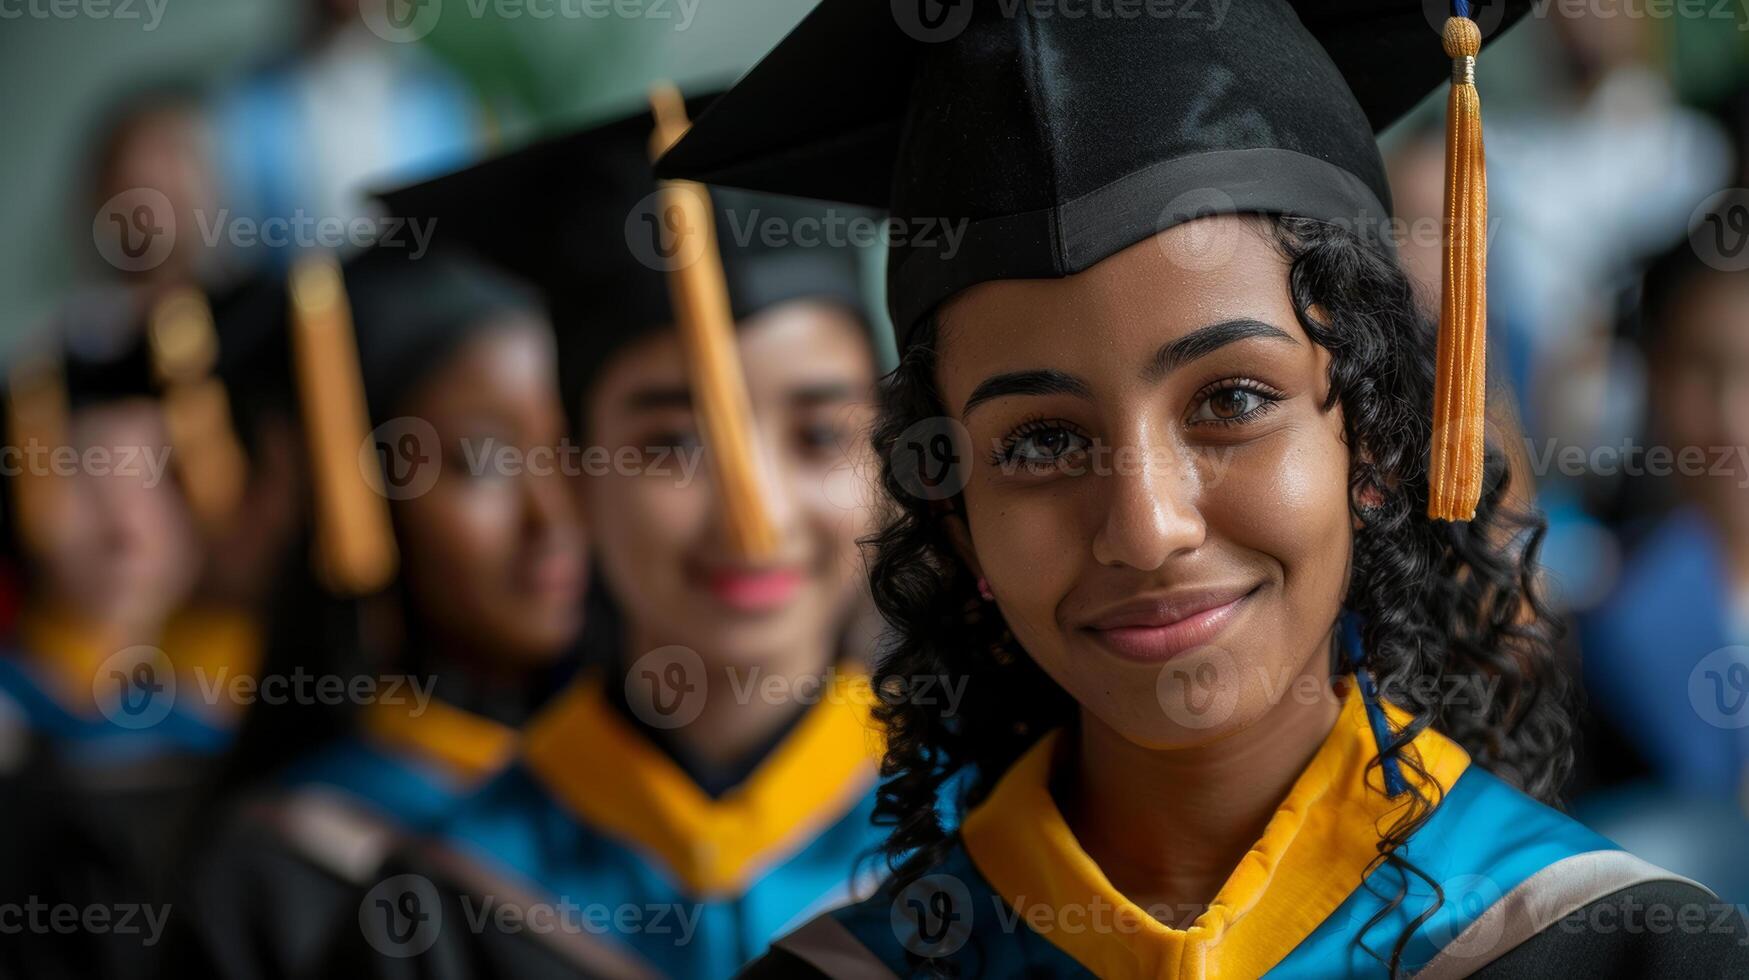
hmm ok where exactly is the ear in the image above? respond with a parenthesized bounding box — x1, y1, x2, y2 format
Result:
(1350, 458, 1382, 531)
(939, 503, 985, 586)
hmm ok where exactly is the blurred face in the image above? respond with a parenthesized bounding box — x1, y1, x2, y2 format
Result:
(393, 320, 586, 667)
(96, 106, 216, 284)
(936, 217, 1352, 749)
(1649, 273, 1749, 536)
(36, 399, 198, 632)
(583, 301, 877, 674)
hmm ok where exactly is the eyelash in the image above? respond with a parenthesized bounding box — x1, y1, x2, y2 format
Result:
(988, 415, 1092, 468)
(1187, 378, 1284, 427)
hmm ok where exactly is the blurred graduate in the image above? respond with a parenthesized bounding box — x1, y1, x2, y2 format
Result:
(1573, 234, 1749, 901)
(167, 243, 586, 979)
(328, 89, 892, 979)
(657, 0, 1749, 976)
(0, 285, 257, 979)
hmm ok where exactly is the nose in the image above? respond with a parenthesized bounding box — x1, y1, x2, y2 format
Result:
(689, 426, 799, 561)
(521, 456, 579, 543)
(1089, 427, 1206, 570)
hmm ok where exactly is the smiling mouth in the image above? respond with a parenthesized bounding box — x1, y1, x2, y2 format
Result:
(1079, 584, 1261, 663)
(698, 567, 806, 614)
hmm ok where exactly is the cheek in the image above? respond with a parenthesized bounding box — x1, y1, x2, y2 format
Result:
(584, 474, 706, 594)
(966, 484, 1089, 642)
(399, 481, 516, 582)
(1207, 420, 1352, 613)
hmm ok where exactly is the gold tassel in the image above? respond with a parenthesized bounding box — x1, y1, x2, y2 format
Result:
(647, 82, 779, 561)
(147, 287, 248, 536)
(1428, 15, 1489, 522)
(287, 254, 399, 596)
(5, 350, 69, 560)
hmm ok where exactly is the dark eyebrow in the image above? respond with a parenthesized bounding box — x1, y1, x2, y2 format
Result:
(624, 385, 691, 411)
(1145, 318, 1298, 381)
(962, 369, 1093, 419)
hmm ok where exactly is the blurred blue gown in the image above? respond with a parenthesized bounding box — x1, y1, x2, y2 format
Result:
(330, 668, 893, 979)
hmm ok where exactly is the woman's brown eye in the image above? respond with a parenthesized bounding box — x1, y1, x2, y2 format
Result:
(1190, 386, 1273, 424)
(1210, 389, 1251, 419)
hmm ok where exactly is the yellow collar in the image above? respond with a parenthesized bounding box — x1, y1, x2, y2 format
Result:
(15, 604, 261, 722)
(522, 668, 884, 897)
(15, 606, 114, 716)
(360, 695, 519, 785)
(960, 686, 1471, 979)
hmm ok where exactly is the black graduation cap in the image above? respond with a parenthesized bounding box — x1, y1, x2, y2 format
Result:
(372, 94, 871, 408)
(341, 246, 545, 427)
(210, 272, 299, 442)
(657, 0, 1522, 520)
(1, 286, 158, 560)
(51, 287, 157, 409)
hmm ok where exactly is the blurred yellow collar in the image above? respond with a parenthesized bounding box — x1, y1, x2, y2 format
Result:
(15, 604, 260, 722)
(360, 695, 519, 785)
(523, 669, 883, 897)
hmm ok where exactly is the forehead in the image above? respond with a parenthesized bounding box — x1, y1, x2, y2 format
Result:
(590, 301, 874, 405)
(403, 318, 557, 409)
(933, 216, 1299, 401)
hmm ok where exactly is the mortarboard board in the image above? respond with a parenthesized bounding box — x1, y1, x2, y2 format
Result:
(657, 0, 1526, 520)
(373, 91, 870, 411)
(375, 87, 874, 559)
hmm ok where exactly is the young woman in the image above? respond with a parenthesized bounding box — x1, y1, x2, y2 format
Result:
(329, 101, 890, 979)
(169, 246, 587, 979)
(660, 1, 1749, 976)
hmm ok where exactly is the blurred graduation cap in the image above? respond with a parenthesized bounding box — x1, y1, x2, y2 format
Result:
(207, 247, 543, 598)
(375, 85, 872, 559)
(3, 287, 159, 560)
(658, 0, 1528, 521)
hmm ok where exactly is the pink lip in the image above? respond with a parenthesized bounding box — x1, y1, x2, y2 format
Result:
(1079, 585, 1258, 663)
(703, 567, 805, 613)
(522, 549, 584, 601)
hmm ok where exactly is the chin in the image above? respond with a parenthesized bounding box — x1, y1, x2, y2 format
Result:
(1056, 639, 1291, 750)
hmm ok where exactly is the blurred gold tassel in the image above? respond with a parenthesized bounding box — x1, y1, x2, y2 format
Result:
(148, 287, 247, 536)
(648, 82, 778, 561)
(5, 351, 69, 560)
(288, 254, 398, 596)
(1429, 15, 1488, 522)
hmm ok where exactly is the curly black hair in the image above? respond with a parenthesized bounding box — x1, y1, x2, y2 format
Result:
(860, 215, 1573, 977)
